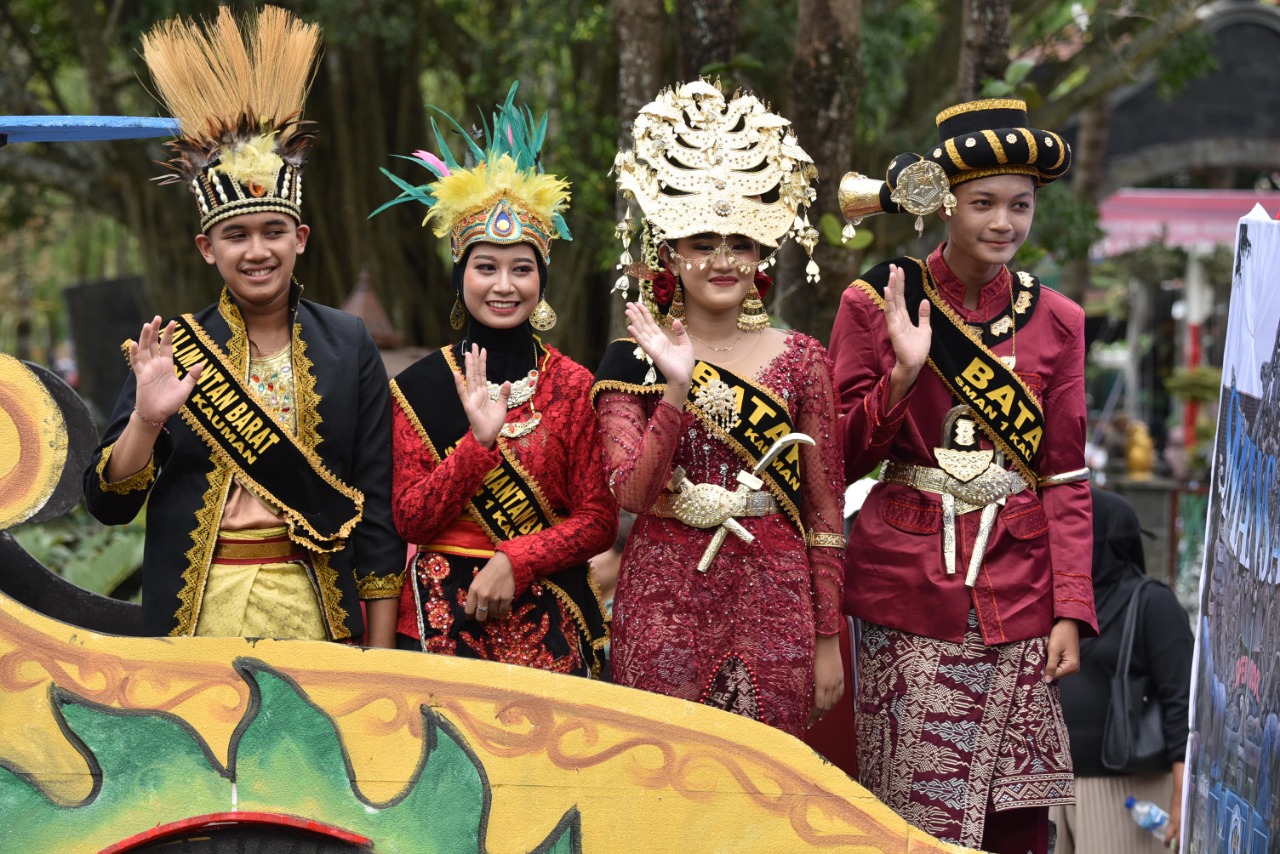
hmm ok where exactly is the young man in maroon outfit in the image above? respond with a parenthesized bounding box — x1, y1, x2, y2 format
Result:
(829, 99, 1097, 854)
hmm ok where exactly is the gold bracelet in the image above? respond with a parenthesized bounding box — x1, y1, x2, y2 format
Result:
(806, 532, 847, 549)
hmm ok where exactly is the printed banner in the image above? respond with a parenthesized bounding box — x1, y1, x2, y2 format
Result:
(1185, 207, 1280, 854)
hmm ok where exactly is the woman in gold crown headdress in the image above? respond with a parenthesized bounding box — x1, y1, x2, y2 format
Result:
(373, 84, 615, 675)
(590, 81, 846, 736)
(830, 99, 1096, 853)
(85, 6, 404, 645)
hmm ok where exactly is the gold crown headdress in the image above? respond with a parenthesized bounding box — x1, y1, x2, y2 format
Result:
(141, 5, 321, 232)
(612, 79, 821, 300)
(371, 82, 572, 264)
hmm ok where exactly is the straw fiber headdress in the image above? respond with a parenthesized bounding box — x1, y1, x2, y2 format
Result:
(371, 83, 572, 265)
(839, 98, 1072, 237)
(141, 5, 321, 233)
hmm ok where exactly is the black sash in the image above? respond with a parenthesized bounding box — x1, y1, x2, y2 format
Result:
(391, 346, 608, 672)
(851, 259, 1045, 486)
(166, 315, 364, 553)
(592, 339, 804, 530)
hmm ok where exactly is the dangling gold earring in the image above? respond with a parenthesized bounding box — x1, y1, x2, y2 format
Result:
(666, 280, 685, 325)
(737, 284, 769, 331)
(530, 297, 557, 331)
(449, 296, 466, 331)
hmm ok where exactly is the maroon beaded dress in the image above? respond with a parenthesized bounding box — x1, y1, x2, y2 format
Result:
(594, 331, 845, 736)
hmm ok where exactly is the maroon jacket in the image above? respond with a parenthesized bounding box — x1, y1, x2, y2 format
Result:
(831, 246, 1096, 645)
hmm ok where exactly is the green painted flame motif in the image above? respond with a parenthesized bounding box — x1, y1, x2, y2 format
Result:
(0, 659, 580, 853)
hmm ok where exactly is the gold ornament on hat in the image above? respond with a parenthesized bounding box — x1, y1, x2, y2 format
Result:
(837, 171, 886, 242)
(890, 160, 956, 235)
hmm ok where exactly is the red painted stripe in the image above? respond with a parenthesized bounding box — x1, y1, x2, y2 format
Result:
(99, 811, 372, 853)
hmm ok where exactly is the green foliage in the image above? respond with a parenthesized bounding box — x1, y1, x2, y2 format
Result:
(1016, 183, 1103, 268)
(1156, 27, 1218, 101)
(10, 504, 144, 598)
(857, 0, 942, 151)
(1164, 365, 1223, 402)
(980, 58, 1037, 101)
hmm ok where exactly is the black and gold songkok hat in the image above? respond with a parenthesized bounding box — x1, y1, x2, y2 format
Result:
(140, 6, 321, 233)
(838, 98, 1071, 237)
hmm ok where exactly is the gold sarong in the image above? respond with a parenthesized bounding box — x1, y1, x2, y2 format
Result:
(194, 526, 327, 640)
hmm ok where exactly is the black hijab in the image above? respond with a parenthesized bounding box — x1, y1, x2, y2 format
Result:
(1089, 486, 1151, 632)
(449, 242, 548, 384)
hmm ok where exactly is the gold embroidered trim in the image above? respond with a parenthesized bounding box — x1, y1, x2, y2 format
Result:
(935, 98, 1025, 123)
(981, 130, 1009, 165)
(806, 531, 847, 549)
(950, 165, 1039, 187)
(172, 463, 233, 636)
(177, 314, 365, 552)
(542, 577, 607, 679)
(945, 139, 972, 172)
(1046, 131, 1067, 171)
(357, 569, 406, 598)
(311, 551, 351, 639)
(292, 321, 323, 452)
(589, 379, 666, 402)
(390, 379, 443, 463)
(218, 288, 249, 373)
(95, 444, 156, 494)
(1019, 128, 1038, 164)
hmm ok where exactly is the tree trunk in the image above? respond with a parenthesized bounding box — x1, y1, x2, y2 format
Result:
(300, 27, 441, 347)
(1060, 97, 1111, 305)
(778, 0, 863, 343)
(956, 0, 1011, 102)
(612, 0, 669, 340)
(678, 0, 736, 79)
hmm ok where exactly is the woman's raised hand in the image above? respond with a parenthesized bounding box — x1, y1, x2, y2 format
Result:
(625, 301, 694, 389)
(129, 316, 203, 425)
(453, 344, 509, 448)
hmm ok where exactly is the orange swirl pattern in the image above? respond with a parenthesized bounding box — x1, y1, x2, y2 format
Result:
(0, 591, 976, 853)
(0, 357, 67, 529)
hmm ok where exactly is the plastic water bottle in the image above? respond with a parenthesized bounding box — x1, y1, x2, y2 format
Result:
(1125, 796, 1170, 840)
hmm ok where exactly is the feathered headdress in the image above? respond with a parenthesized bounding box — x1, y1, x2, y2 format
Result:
(141, 5, 322, 232)
(371, 82, 572, 264)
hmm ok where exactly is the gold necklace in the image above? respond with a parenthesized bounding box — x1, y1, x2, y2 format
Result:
(687, 330, 743, 352)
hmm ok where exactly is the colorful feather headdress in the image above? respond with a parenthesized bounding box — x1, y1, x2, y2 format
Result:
(372, 82, 572, 264)
(141, 5, 321, 232)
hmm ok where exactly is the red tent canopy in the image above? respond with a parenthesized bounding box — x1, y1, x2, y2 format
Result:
(1096, 189, 1280, 257)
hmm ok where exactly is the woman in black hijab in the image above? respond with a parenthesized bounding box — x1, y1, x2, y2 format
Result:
(1052, 487, 1194, 852)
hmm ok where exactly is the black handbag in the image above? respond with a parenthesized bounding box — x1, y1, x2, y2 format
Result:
(1100, 577, 1168, 774)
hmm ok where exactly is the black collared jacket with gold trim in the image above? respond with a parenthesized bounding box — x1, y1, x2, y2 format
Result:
(84, 284, 405, 640)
